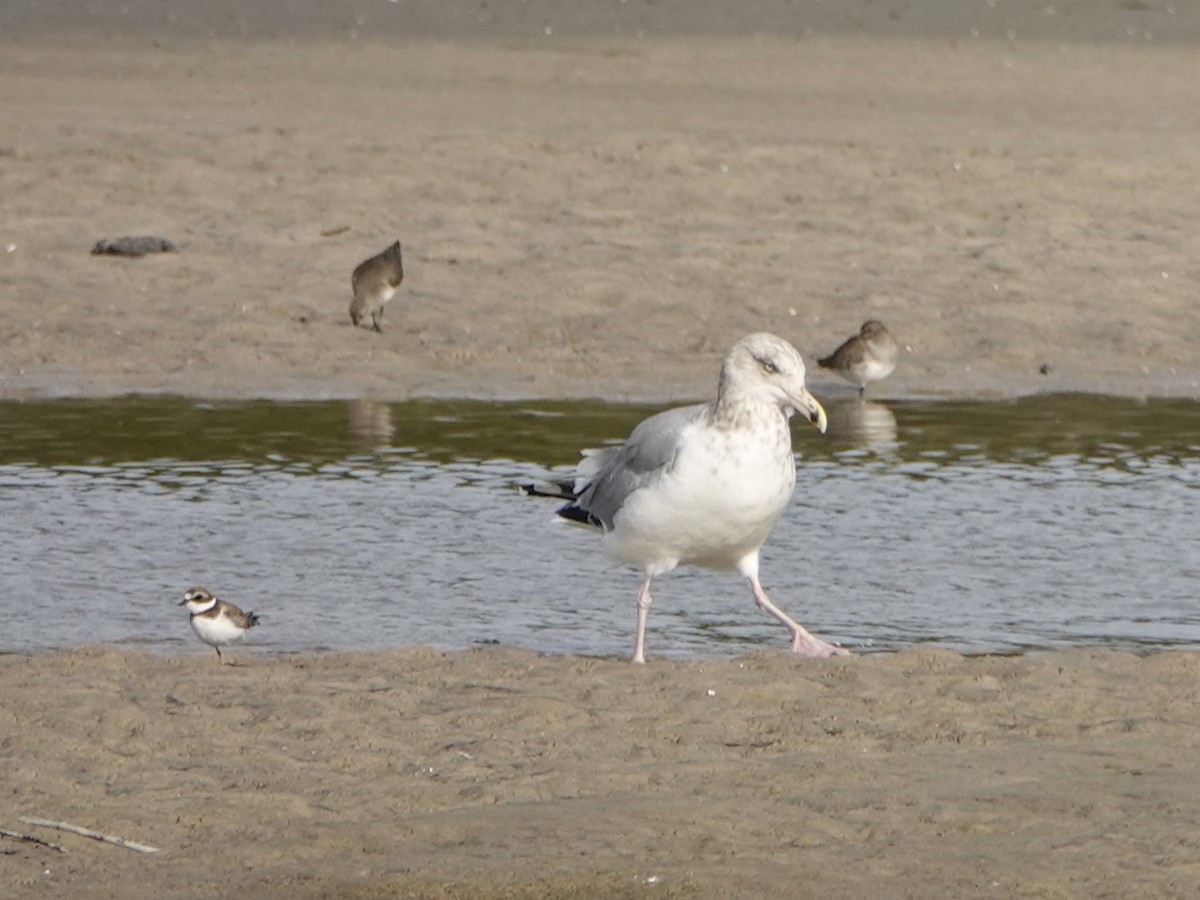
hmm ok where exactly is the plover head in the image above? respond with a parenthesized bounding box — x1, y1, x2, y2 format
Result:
(180, 586, 217, 613)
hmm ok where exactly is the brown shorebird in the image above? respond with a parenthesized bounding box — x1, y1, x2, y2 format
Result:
(817, 320, 899, 395)
(349, 240, 404, 332)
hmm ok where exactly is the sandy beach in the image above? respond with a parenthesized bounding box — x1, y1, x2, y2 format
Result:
(5, 646, 1200, 899)
(2, 4, 1200, 403)
(3, 1, 1200, 896)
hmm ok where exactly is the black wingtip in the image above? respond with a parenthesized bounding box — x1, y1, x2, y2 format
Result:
(556, 503, 603, 530)
(518, 478, 576, 500)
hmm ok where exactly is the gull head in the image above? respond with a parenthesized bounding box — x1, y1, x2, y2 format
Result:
(720, 333, 827, 434)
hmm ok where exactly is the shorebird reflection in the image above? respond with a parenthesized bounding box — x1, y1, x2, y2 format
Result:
(347, 399, 396, 447)
(824, 400, 898, 455)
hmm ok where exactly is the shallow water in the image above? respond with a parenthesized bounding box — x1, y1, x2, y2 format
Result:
(1, 394, 1198, 658)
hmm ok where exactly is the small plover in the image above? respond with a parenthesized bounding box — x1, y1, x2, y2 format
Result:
(350, 240, 404, 332)
(179, 587, 260, 663)
(817, 320, 899, 395)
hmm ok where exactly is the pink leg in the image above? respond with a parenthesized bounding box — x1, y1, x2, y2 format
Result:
(749, 575, 849, 657)
(632, 576, 653, 664)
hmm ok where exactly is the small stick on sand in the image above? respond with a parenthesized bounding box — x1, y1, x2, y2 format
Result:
(0, 827, 68, 853)
(19, 817, 160, 855)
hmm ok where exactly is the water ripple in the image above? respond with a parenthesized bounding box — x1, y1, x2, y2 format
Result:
(0, 394, 1197, 659)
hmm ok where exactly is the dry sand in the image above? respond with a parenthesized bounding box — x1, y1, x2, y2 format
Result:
(2, 5, 1200, 402)
(3, 2, 1200, 897)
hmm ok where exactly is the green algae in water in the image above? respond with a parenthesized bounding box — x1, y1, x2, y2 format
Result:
(0, 393, 1197, 470)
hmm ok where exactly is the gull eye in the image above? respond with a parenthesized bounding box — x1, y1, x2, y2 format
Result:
(758, 357, 779, 375)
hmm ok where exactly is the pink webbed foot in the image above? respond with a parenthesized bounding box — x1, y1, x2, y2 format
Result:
(790, 630, 850, 657)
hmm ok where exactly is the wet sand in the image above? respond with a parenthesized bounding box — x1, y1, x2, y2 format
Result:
(3, 2, 1200, 896)
(5, 646, 1200, 898)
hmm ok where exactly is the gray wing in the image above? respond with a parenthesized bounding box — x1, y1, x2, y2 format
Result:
(560, 403, 708, 531)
